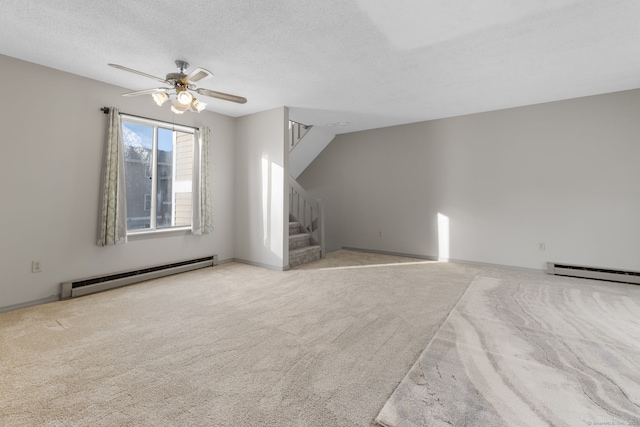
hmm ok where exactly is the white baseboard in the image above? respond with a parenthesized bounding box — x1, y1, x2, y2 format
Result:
(341, 247, 544, 274)
(342, 246, 437, 261)
(0, 295, 60, 314)
(233, 258, 287, 271)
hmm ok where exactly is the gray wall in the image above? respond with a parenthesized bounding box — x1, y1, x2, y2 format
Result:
(0, 55, 236, 310)
(298, 89, 640, 271)
(234, 107, 289, 269)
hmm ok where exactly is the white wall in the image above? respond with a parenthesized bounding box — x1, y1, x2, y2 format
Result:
(0, 55, 236, 310)
(298, 89, 640, 271)
(234, 107, 289, 269)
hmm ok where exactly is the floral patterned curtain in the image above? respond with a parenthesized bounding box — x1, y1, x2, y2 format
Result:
(97, 108, 127, 246)
(192, 126, 212, 235)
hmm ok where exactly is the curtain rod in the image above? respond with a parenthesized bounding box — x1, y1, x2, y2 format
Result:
(100, 106, 161, 122)
(100, 107, 198, 132)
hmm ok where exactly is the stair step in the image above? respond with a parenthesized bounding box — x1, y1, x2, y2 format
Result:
(289, 233, 311, 250)
(289, 245, 321, 267)
(289, 221, 300, 234)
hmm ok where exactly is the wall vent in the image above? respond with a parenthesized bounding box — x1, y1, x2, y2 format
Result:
(60, 255, 217, 300)
(546, 262, 640, 285)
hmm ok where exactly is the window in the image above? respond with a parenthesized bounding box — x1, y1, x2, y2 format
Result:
(122, 116, 195, 232)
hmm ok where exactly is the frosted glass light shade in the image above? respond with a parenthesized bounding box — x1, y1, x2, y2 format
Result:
(152, 92, 169, 106)
(191, 98, 207, 112)
(171, 99, 189, 114)
(176, 90, 193, 105)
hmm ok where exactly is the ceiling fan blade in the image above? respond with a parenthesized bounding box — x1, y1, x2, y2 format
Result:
(196, 88, 247, 104)
(121, 88, 169, 97)
(108, 63, 168, 84)
(186, 67, 213, 83)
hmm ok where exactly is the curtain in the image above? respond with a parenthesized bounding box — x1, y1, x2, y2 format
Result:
(97, 108, 127, 246)
(192, 126, 213, 235)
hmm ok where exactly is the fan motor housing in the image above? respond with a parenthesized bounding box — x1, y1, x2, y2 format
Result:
(165, 72, 187, 83)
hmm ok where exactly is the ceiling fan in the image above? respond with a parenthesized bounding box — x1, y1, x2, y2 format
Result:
(108, 59, 247, 114)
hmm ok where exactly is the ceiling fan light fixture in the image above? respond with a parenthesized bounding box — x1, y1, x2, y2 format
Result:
(152, 92, 169, 106)
(170, 99, 189, 114)
(191, 98, 207, 112)
(176, 90, 193, 105)
(110, 60, 247, 113)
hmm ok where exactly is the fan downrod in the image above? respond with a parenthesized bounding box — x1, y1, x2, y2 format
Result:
(175, 60, 189, 73)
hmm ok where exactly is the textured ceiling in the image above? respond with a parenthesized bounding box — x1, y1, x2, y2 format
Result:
(2, 0, 640, 134)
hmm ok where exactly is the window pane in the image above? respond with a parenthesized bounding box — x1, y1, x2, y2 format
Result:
(122, 117, 194, 233)
(173, 131, 194, 227)
(123, 122, 152, 230)
(156, 128, 173, 228)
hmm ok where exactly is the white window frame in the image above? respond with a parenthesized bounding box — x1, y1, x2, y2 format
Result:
(121, 114, 196, 237)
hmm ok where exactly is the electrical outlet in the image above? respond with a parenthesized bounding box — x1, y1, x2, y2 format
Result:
(538, 242, 546, 251)
(32, 260, 42, 273)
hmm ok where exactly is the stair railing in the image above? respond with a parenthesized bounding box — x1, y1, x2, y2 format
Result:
(289, 120, 312, 151)
(289, 175, 324, 257)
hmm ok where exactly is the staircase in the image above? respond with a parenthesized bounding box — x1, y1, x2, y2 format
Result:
(289, 217, 322, 267)
(289, 120, 336, 179)
(287, 122, 326, 268)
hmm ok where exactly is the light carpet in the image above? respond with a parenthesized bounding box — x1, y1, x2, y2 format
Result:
(0, 250, 480, 426)
(376, 272, 640, 426)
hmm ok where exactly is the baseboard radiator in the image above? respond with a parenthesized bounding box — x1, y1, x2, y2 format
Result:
(61, 255, 217, 300)
(546, 262, 640, 285)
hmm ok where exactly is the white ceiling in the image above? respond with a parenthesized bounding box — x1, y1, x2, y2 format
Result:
(2, 0, 640, 134)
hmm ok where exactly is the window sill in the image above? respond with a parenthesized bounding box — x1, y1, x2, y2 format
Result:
(127, 227, 192, 241)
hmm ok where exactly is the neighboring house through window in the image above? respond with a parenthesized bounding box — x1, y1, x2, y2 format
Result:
(122, 116, 195, 233)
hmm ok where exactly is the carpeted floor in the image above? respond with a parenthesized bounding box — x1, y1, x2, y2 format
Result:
(377, 272, 640, 426)
(0, 250, 480, 426)
(4, 251, 639, 426)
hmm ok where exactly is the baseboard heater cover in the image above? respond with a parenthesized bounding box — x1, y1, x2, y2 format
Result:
(60, 255, 217, 300)
(546, 262, 640, 285)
